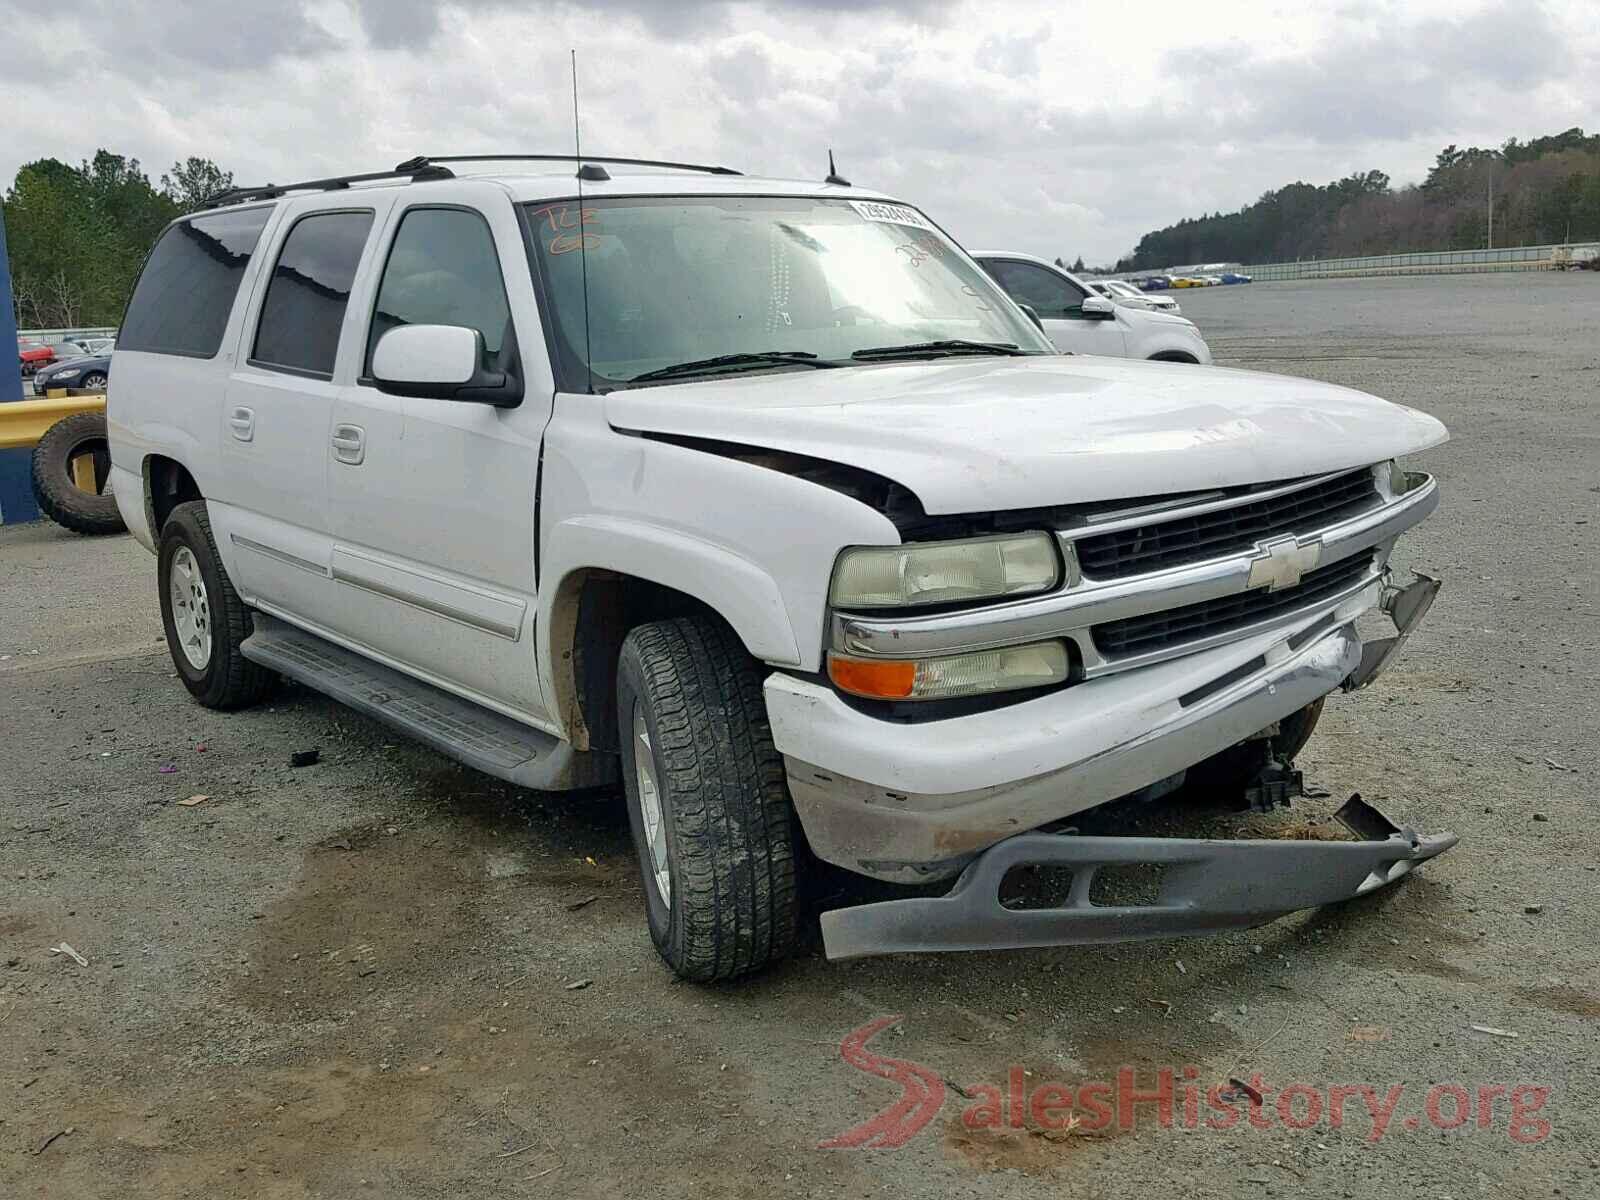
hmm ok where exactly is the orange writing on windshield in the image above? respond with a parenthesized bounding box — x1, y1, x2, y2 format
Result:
(529, 204, 601, 255)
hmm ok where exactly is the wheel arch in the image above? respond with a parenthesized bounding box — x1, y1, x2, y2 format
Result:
(539, 516, 802, 751)
(143, 454, 203, 536)
(543, 566, 761, 755)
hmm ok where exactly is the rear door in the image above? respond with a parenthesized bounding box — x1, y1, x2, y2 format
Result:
(108, 205, 274, 549)
(322, 194, 553, 724)
(213, 201, 386, 627)
(978, 257, 1129, 357)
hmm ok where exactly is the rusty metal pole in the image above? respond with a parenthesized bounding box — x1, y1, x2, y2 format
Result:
(0, 205, 43, 523)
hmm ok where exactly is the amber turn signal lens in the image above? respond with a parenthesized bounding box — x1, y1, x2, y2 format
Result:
(828, 655, 918, 700)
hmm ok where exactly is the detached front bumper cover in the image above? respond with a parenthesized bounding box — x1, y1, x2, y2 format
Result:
(821, 795, 1457, 960)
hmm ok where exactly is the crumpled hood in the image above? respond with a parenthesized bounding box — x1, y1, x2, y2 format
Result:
(603, 355, 1449, 514)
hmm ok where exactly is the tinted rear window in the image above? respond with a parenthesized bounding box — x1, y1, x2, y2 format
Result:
(252, 210, 374, 378)
(118, 208, 272, 357)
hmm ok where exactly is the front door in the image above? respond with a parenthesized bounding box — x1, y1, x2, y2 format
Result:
(980, 258, 1129, 357)
(324, 200, 549, 723)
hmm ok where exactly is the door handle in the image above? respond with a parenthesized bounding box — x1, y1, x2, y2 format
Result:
(331, 423, 365, 465)
(228, 406, 255, 442)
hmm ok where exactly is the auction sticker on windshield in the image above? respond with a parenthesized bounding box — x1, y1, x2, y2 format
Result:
(849, 200, 931, 229)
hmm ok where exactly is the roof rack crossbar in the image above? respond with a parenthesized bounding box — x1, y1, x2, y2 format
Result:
(201, 162, 455, 209)
(416, 154, 742, 177)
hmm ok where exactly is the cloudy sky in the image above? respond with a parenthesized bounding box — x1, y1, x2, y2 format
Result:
(5, 0, 1597, 263)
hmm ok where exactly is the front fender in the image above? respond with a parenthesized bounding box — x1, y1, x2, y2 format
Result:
(1141, 329, 1213, 365)
(537, 403, 904, 682)
(539, 515, 801, 669)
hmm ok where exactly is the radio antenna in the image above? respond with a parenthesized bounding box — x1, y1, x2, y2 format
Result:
(571, 49, 595, 393)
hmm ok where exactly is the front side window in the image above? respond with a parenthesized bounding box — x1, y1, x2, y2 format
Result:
(119, 207, 271, 357)
(367, 207, 512, 374)
(525, 195, 1052, 390)
(981, 259, 1087, 319)
(252, 210, 374, 378)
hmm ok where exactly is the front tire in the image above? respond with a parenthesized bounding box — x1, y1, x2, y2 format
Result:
(616, 616, 800, 982)
(158, 501, 274, 710)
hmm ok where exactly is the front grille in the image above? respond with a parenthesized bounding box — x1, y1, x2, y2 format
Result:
(1073, 469, 1380, 579)
(1093, 553, 1374, 659)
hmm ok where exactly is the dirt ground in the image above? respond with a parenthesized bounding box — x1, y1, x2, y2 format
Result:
(3, 271, 1597, 1198)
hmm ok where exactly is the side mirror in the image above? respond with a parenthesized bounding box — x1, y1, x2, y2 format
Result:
(371, 324, 522, 407)
(1080, 295, 1116, 319)
(1019, 303, 1045, 333)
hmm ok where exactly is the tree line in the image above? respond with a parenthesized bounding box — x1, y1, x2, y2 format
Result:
(9, 131, 1600, 326)
(3, 152, 232, 329)
(1117, 127, 1600, 271)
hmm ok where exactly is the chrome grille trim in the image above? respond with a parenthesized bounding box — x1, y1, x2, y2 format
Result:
(830, 471, 1437, 678)
(1094, 554, 1376, 658)
(1067, 467, 1374, 540)
(1070, 467, 1381, 579)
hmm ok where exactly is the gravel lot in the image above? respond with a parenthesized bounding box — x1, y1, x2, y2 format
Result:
(3, 271, 1597, 1198)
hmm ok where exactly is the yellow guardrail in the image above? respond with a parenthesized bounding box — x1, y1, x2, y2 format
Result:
(0, 394, 109, 492)
(0, 393, 107, 451)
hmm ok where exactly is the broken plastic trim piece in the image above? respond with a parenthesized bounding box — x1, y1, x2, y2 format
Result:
(1343, 571, 1440, 690)
(819, 794, 1457, 960)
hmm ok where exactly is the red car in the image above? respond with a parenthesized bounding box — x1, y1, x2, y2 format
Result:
(18, 340, 57, 377)
(17, 338, 97, 376)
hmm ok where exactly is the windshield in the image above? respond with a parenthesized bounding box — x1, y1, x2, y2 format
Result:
(525, 195, 1053, 389)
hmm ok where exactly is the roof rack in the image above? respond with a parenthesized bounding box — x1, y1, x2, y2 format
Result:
(197, 152, 743, 210)
(200, 161, 455, 209)
(413, 154, 742, 177)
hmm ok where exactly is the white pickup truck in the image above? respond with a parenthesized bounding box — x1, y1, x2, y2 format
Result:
(107, 156, 1455, 981)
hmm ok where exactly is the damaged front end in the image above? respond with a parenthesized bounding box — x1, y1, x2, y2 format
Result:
(809, 574, 1458, 961)
(764, 459, 1458, 960)
(822, 795, 1457, 960)
(1344, 571, 1441, 691)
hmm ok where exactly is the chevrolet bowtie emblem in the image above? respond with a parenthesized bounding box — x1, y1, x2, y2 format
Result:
(1246, 535, 1321, 591)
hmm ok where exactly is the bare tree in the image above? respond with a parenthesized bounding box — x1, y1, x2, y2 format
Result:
(11, 275, 42, 330)
(45, 268, 81, 328)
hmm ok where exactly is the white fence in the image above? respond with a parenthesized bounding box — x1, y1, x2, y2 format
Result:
(17, 326, 118, 342)
(1243, 243, 1600, 281)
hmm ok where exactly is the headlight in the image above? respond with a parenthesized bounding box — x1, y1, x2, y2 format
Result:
(52, 368, 81, 381)
(829, 640, 1071, 701)
(829, 532, 1061, 610)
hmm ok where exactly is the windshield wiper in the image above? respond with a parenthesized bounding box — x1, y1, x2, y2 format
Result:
(851, 339, 1028, 361)
(628, 351, 840, 383)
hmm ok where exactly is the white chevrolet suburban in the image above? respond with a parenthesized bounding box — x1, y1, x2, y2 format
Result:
(107, 156, 1455, 981)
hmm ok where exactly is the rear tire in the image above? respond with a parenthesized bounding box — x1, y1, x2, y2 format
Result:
(30, 411, 125, 535)
(616, 615, 800, 982)
(158, 501, 274, 710)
